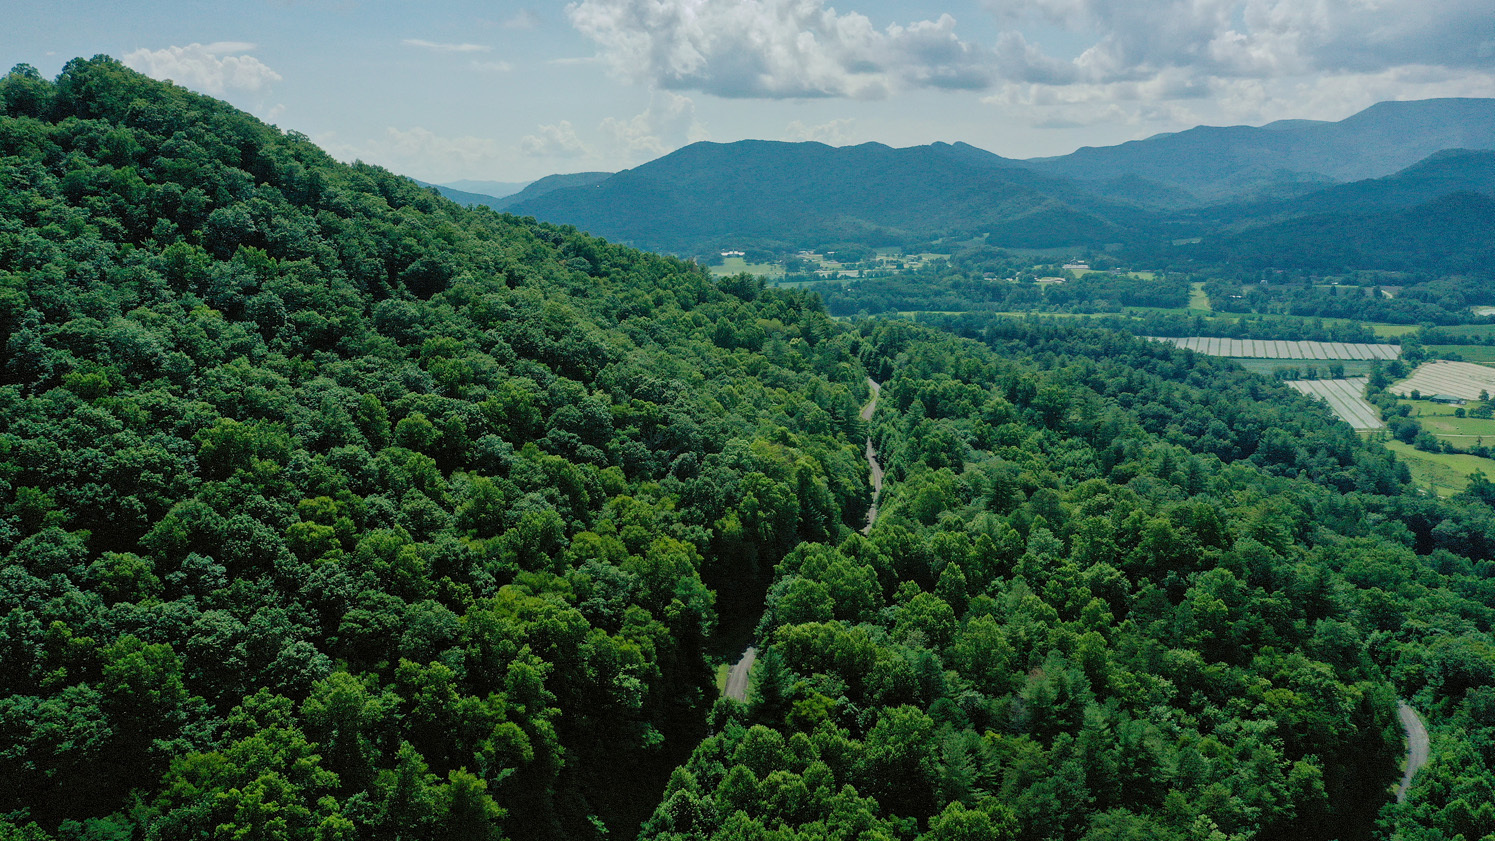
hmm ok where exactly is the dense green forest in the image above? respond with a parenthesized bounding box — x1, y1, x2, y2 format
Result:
(4, 58, 1495, 841)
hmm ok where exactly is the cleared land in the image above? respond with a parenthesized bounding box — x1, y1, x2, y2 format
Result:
(1383, 440, 1495, 496)
(1429, 345, 1495, 366)
(711, 256, 785, 279)
(1188, 282, 1212, 312)
(1390, 361, 1495, 401)
(1286, 378, 1382, 428)
(1148, 337, 1399, 360)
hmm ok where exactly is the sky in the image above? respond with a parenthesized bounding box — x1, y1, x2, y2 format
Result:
(6, 0, 1495, 185)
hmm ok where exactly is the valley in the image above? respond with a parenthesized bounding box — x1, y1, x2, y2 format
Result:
(3, 57, 1495, 841)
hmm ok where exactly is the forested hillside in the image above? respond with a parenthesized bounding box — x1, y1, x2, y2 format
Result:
(4, 58, 1495, 841)
(0, 58, 869, 840)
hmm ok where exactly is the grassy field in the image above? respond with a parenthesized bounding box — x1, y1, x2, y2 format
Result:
(1228, 358, 1379, 377)
(1431, 344, 1495, 366)
(1189, 282, 1211, 312)
(1382, 440, 1495, 496)
(715, 662, 730, 694)
(711, 256, 785, 279)
(1400, 399, 1495, 443)
(1435, 324, 1495, 339)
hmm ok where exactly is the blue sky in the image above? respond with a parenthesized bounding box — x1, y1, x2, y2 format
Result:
(7, 0, 1494, 184)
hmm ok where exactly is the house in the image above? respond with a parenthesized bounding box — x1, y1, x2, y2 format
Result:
(1428, 394, 1468, 405)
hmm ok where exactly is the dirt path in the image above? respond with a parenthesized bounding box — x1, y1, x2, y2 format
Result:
(861, 378, 883, 535)
(724, 646, 756, 702)
(1397, 701, 1430, 803)
(721, 379, 886, 701)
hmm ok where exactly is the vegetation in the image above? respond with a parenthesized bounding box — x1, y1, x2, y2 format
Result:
(0, 58, 869, 840)
(5, 58, 1495, 841)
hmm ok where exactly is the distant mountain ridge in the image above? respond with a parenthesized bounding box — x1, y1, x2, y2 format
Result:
(1025, 98, 1495, 203)
(492, 97, 1495, 255)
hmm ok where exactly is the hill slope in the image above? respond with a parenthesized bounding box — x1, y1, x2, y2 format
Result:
(1024, 98, 1495, 203)
(6, 58, 1495, 841)
(506, 140, 1141, 253)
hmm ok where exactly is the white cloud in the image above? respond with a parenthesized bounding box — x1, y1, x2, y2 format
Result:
(123, 43, 282, 96)
(504, 10, 542, 30)
(566, 0, 994, 99)
(968, 0, 1495, 139)
(785, 118, 859, 145)
(470, 60, 514, 72)
(599, 92, 705, 158)
(521, 121, 590, 157)
(403, 39, 491, 53)
(318, 126, 509, 181)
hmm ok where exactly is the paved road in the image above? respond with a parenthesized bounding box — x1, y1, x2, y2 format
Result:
(860, 377, 881, 422)
(722, 378, 885, 701)
(861, 378, 883, 535)
(1397, 701, 1430, 803)
(725, 646, 757, 702)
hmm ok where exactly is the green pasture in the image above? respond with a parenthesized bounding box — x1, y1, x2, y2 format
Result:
(1430, 344, 1495, 366)
(1399, 399, 1495, 442)
(1382, 440, 1495, 496)
(711, 257, 785, 279)
(1228, 358, 1377, 377)
(1188, 282, 1211, 312)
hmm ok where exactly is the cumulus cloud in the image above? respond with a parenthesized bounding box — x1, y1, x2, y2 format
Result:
(319, 126, 509, 181)
(404, 39, 491, 53)
(565, 0, 1495, 132)
(982, 0, 1495, 85)
(504, 10, 542, 29)
(600, 92, 706, 158)
(566, 0, 994, 99)
(123, 43, 282, 96)
(785, 118, 859, 145)
(521, 121, 590, 157)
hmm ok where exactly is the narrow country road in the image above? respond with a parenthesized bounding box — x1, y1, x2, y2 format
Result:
(721, 378, 885, 701)
(861, 377, 883, 535)
(725, 646, 756, 702)
(1397, 700, 1430, 803)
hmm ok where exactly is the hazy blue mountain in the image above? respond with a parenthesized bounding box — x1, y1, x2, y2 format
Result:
(1204, 148, 1495, 224)
(442, 178, 529, 198)
(495, 98, 1495, 255)
(410, 179, 513, 210)
(497, 171, 612, 209)
(505, 140, 1139, 252)
(1023, 98, 1495, 204)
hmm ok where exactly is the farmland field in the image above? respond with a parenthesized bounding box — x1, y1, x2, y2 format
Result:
(1429, 344, 1495, 366)
(1148, 336, 1399, 359)
(1285, 378, 1382, 428)
(1231, 359, 1379, 377)
(1382, 440, 1495, 496)
(1390, 361, 1495, 401)
(1188, 282, 1211, 311)
(711, 256, 785, 279)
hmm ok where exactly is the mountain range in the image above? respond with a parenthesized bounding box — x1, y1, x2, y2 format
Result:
(445, 98, 1495, 262)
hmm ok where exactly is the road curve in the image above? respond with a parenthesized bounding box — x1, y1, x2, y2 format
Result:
(723, 379, 884, 701)
(1397, 701, 1430, 803)
(725, 646, 757, 702)
(861, 378, 883, 535)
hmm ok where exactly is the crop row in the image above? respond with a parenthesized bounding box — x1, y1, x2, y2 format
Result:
(1286, 377, 1384, 429)
(1390, 361, 1495, 401)
(1149, 337, 1400, 360)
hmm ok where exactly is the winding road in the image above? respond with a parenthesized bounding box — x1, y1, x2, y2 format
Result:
(723, 378, 883, 701)
(1397, 701, 1430, 803)
(861, 377, 883, 535)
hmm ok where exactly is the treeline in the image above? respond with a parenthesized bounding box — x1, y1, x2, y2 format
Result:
(0, 59, 871, 840)
(1200, 275, 1495, 327)
(804, 264, 1190, 318)
(641, 314, 1495, 841)
(6, 57, 1495, 841)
